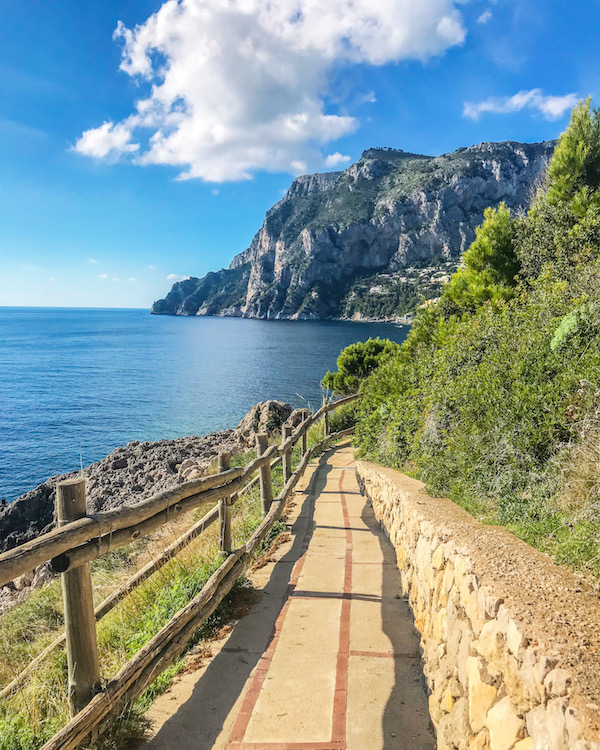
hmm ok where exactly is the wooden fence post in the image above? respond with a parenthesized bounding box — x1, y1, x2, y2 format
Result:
(56, 478, 101, 716)
(324, 409, 329, 437)
(301, 411, 309, 455)
(282, 425, 292, 484)
(218, 452, 232, 554)
(256, 434, 273, 516)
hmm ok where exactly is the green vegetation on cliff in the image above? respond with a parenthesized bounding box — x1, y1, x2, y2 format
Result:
(340, 101, 600, 581)
(153, 140, 554, 320)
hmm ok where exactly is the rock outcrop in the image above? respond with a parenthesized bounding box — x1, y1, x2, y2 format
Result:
(234, 400, 292, 447)
(0, 431, 239, 556)
(152, 140, 554, 320)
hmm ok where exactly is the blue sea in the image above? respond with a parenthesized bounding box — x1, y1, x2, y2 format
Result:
(0, 308, 408, 502)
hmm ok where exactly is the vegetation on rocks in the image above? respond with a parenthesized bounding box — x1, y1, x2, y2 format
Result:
(153, 141, 553, 320)
(337, 100, 600, 582)
(340, 262, 458, 321)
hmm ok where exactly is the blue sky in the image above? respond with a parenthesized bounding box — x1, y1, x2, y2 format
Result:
(0, 0, 597, 308)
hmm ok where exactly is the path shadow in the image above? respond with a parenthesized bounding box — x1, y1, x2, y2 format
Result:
(360, 499, 436, 749)
(143, 449, 335, 750)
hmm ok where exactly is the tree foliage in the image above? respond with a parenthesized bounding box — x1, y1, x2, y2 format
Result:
(322, 337, 401, 395)
(441, 203, 518, 315)
(518, 99, 600, 279)
(546, 98, 600, 211)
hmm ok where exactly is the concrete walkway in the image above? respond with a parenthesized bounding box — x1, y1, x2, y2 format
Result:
(142, 442, 434, 750)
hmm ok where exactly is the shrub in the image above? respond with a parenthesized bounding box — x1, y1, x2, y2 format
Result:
(441, 203, 518, 315)
(322, 337, 401, 395)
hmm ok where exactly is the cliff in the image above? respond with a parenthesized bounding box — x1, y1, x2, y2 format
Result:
(151, 141, 555, 320)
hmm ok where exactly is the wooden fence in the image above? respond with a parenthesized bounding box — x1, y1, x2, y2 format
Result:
(0, 395, 358, 750)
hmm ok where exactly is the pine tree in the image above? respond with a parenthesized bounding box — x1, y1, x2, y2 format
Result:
(441, 203, 517, 314)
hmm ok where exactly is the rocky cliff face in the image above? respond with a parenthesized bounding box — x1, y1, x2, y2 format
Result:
(151, 141, 554, 320)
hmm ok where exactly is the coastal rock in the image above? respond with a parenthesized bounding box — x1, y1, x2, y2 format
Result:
(0, 431, 242, 558)
(234, 401, 292, 447)
(152, 141, 555, 321)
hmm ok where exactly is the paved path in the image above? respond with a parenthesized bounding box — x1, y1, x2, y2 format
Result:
(142, 442, 434, 750)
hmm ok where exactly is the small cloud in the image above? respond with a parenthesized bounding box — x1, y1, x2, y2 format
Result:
(129, 277, 137, 282)
(49, 277, 56, 281)
(112, 278, 121, 282)
(98, 273, 108, 279)
(88, 258, 100, 265)
(325, 152, 351, 168)
(146, 265, 155, 271)
(290, 160, 307, 174)
(166, 273, 189, 282)
(73, 120, 139, 159)
(211, 189, 220, 196)
(359, 91, 377, 105)
(464, 89, 579, 121)
(477, 10, 492, 24)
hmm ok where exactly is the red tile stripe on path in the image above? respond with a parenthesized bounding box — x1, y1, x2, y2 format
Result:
(228, 469, 353, 750)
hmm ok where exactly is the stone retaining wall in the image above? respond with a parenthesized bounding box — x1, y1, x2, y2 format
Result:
(356, 461, 600, 750)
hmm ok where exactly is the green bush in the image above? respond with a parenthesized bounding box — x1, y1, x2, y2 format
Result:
(442, 203, 518, 315)
(322, 337, 401, 394)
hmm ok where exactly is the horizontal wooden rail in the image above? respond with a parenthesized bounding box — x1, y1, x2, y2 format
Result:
(50, 485, 230, 574)
(0, 468, 244, 588)
(38, 423, 354, 750)
(0, 504, 221, 702)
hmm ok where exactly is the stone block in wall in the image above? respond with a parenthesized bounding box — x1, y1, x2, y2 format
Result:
(470, 729, 491, 749)
(513, 740, 534, 749)
(438, 697, 471, 750)
(545, 669, 573, 699)
(506, 619, 529, 661)
(467, 655, 498, 733)
(486, 696, 525, 750)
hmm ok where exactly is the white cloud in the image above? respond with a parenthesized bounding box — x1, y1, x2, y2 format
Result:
(74, 0, 466, 181)
(88, 258, 100, 264)
(477, 10, 492, 24)
(464, 89, 579, 121)
(129, 277, 138, 282)
(166, 273, 190, 282)
(98, 273, 108, 279)
(325, 152, 351, 167)
(359, 91, 377, 105)
(74, 121, 139, 159)
(146, 265, 155, 271)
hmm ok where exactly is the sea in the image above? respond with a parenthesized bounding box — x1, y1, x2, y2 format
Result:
(0, 307, 409, 503)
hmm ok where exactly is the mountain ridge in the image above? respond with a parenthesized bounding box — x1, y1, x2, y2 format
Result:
(152, 140, 555, 321)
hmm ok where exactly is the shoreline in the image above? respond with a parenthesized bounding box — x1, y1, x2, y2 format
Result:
(150, 309, 414, 325)
(0, 399, 295, 614)
(0, 429, 241, 556)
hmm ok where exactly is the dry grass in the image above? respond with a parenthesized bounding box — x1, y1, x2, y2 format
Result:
(560, 408, 600, 515)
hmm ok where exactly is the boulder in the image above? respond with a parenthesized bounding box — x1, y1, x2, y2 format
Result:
(235, 401, 292, 447)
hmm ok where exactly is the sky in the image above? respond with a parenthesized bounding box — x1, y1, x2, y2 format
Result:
(0, 0, 598, 309)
